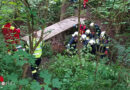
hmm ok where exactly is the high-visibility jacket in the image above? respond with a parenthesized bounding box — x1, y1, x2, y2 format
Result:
(2, 23, 20, 44)
(27, 38, 44, 58)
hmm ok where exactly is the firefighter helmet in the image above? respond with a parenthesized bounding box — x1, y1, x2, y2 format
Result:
(90, 22, 95, 27)
(100, 31, 106, 37)
(85, 29, 91, 34)
(81, 34, 86, 40)
(89, 39, 96, 45)
(72, 31, 78, 37)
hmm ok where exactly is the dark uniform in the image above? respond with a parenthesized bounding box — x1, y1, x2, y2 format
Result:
(67, 36, 78, 49)
(94, 24, 101, 38)
(98, 36, 109, 58)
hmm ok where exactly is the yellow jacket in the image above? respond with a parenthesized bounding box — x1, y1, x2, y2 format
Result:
(27, 38, 44, 58)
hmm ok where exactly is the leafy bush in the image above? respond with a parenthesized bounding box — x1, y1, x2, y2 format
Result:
(47, 53, 129, 90)
(109, 39, 130, 67)
(0, 33, 36, 89)
(40, 70, 62, 89)
(42, 42, 53, 58)
(0, 33, 61, 90)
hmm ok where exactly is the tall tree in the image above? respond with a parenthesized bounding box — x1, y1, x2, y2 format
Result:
(19, 0, 49, 89)
(77, 0, 81, 56)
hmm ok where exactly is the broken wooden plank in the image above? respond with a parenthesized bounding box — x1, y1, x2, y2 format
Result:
(22, 16, 85, 41)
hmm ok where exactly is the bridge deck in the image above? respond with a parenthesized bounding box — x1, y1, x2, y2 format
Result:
(22, 17, 85, 41)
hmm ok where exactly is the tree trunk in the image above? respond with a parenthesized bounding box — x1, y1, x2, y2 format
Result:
(77, 0, 81, 56)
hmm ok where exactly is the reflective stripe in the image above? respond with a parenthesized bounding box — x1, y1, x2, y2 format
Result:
(27, 38, 43, 58)
(32, 70, 37, 74)
(35, 48, 42, 50)
(33, 53, 42, 55)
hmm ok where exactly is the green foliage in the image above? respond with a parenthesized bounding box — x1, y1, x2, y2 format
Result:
(0, 33, 61, 90)
(47, 0, 62, 24)
(42, 42, 53, 58)
(90, 0, 129, 33)
(40, 70, 62, 90)
(30, 81, 42, 90)
(0, 33, 36, 89)
(110, 39, 130, 66)
(0, 0, 23, 25)
(47, 53, 129, 90)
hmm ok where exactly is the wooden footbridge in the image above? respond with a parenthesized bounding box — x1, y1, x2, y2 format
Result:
(22, 17, 85, 41)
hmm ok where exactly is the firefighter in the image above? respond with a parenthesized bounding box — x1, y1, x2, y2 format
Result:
(80, 22, 86, 35)
(99, 31, 109, 58)
(67, 31, 78, 49)
(85, 29, 93, 38)
(88, 39, 96, 54)
(89, 23, 96, 38)
(2, 22, 21, 54)
(80, 34, 87, 45)
(95, 25, 101, 38)
(26, 32, 44, 79)
(89, 22, 101, 38)
(84, 29, 92, 45)
(100, 31, 106, 39)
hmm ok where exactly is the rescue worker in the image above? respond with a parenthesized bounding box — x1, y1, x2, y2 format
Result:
(2, 22, 21, 54)
(100, 31, 106, 39)
(99, 31, 109, 58)
(88, 39, 96, 54)
(85, 29, 93, 38)
(80, 22, 86, 35)
(27, 32, 44, 79)
(67, 31, 78, 49)
(80, 34, 87, 45)
(81, 34, 90, 54)
(89, 22, 101, 38)
(83, 29, 92, 45)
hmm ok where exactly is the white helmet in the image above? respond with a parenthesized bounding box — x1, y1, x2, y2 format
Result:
(89, 39, 96, 45)
(81, 34, 86, 40)
(90, 22, 95, 27)
(72, 31, 78, 37)
(85, 29, 91, 34)
(100, 31, 106, 37)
